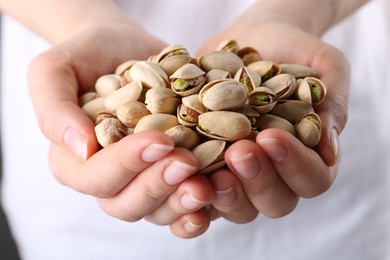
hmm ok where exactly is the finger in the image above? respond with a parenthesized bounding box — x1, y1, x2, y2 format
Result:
(208, 168, 259, 222)
(144, 175, 214, 225)
(310, 45, 350, 166)
(169, 209, 211, 239)
(225, 140, 299, 218)
(28, 48, 99, 161)
(49, 130, 175, 197)
(97, 148, 200, 222)
(256, 128, 336, 198)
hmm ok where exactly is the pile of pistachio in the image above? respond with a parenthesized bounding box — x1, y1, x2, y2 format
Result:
(80, 40, 326, 174)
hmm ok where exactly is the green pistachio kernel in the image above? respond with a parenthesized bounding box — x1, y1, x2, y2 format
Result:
(305, 115, 321, 130)
(240, 75, 253, 93)
(308, 81, 323, 103)
(171, 78, 189, 91)
(249, 94, 272, 106)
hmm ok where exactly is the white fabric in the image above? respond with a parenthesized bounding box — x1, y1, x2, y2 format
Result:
(1, 0, 389, 259)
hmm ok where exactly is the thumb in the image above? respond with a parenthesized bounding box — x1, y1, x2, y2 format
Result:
(28, 48, 99, 161)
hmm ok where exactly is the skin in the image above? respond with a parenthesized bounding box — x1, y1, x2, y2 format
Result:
(0, 0, 369, 238)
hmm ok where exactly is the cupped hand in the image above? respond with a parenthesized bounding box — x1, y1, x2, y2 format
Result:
(199, 21, 350, 223)
(28, 24, 213, 238)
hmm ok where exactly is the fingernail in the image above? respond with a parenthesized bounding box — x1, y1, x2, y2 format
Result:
(215, 187, 236, 205)
(184, 221, 203, 234)
(141, 143, 174, 162)
(64, 127, 87, 161)
(331, 128, 339, 159)
(258, 138, 287, 162)
(230, 153, 261, 180)
(163, 161, 197, 185)
(181, 193, 206, 210)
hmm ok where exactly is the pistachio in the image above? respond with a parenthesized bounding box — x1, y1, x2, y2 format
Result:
(294, 77, 327, 105)
(198, 50, 244, 76)
(197, 111, 252, 141)
(247, 61, 281, 82)
(234, 66, 261, 93)
(256, 114, 295, 135)
(134, 113, 179, 133)
(94, 118, 127, 147)
(128, 61, 169, 89)
(294, 113, 322, 147)
(262, 73, 297, 99)
(164, 125, 200, 149)
(95, 74, 122, 97)
(104, 80, 143, 113)
(248, 87, 277, 113)
(82, 97, 107, 121)
(192, 140, 226, 174)
(216, 39, 240, 54)
(116, 101, 151, 128)
(145, 87, 180, 114)
(155, 45, 192, 76)
(279, 63, 316, 78)
(205, 69, 231, 82)
(238, 46, 263, 65)
(79, 92, 99, 107)
(170, 63, 206, 96)
(199, 79, 247, 111)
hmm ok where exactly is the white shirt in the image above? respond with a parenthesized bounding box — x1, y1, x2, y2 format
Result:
(1, 0, 389, 259)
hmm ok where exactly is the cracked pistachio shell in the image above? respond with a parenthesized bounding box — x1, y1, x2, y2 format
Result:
(198, 51, 244, 76)
(199, 79, 247, 111)
(238, 46, 263, 65)
(294, 112, 322, 147)
(145, 87, 180, 114)
(116, 101, 151, 128)
(279, 63, 316, 79)
(256, 114, 295, 135)
(95, 74, 122, 97)
(94, 118, 127, 147)
(155, 45, 192, 76)
(134, 113, 179, 133)
(262, 73, 297, 99)
(247, 61, 281, 82)
(216, 39, 240, 54)
(114, 59, 138, 76)
(95, 111, 115, 125)
(127, 61, 169, 88)
(248, 87, 277, 113)
(104, 80, 143, 113)
(170, 63, 206, 96)
(271, 100, 315, 124)
(82, 96, 107, 121)
(234, 66, 261, 93)
(164, 125, 200, 149)
(192, 140, 226, 174)
(205, 69, 231, 82)
(294, 77, 327, 105)
(79, 92, 99, 107)
(197, 111, 252, 141)
(177, 94, 207, 126)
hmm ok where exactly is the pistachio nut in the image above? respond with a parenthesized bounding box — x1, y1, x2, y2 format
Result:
(104, 80, 143, 113)
(262, 73, 297, 99)
(238, 46, 263, 65)
(155, 45, 192, 76)
(82, 96, 107, 121)
(164, 125, 200, 149)
(95, 74, 122, 97)
(199, 79, 247, 111)
(234, 66, 261, 93)
(198, 50, 244, 76)
(145, 87, 180, 114)
(170, 63, 206, 96)
(248, 86, 277, 113)
(79, 92, 99, 107)
(192, 140, 226, 174)
(94, 118, 127, 147)
(256, 114, 295, 135)
(127, 61, 169, 89)
(279, 63, 316, 79)
(116, 101, 151, 128)
(134, 113, 179, 133)
(177, 94, 206, 127)
(95, 111, 115, 125)
(247, 61, 281, 82)
(216, 39, 240, 54)
(205, 69, 231, 82)
(294, 77, 327, 105)
(294, 112, 322, 147)
(114, 59, 138, 76)
(197, 111, 252, 141)
(271, 100, 315, 124)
